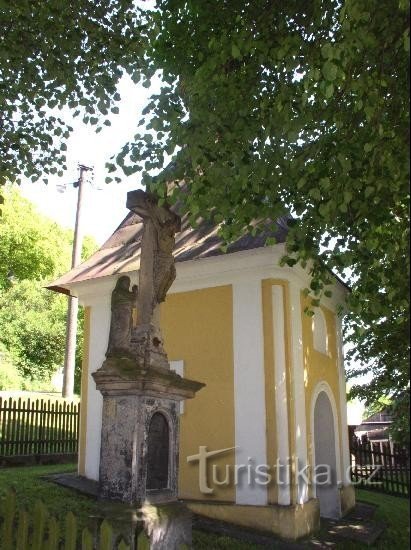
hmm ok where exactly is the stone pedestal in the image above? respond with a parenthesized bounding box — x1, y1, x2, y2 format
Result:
(138, 502, 192, 549)
(92, 357, 204, 505)
(130, 323, 170, 370)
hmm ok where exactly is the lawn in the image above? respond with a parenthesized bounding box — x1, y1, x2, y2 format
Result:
(0, 464, 409, 549)
(0, 464, 261, 549)
(352, 489, 409, 549)
(0, 464, 98, 531)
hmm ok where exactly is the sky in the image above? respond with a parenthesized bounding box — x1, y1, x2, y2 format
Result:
(20, 75, 161, 245)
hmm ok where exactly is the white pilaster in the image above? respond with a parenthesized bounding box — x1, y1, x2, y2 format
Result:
(289, 282, 309, 503)
(336, 316, 351, 485)
(272, 285, 291, 505)
(84, 296, 110, 481)
(233, 280, 268, 505)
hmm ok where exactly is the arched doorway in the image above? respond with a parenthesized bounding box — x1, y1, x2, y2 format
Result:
(313, 391, 341, 518)
(146, 412, 170, 491)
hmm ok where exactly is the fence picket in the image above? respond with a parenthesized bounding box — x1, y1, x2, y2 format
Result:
(34, 399, 40, 454)
(45, 399, 51, 455)
(46, 516, 61, 550)
(81, 527, 94, 550)
(65, 511, 78, 550)
(32, 499, 48, 550)
(75, 402, 80, 453)
(0, 397, 3, 456)
(137, 530, 150, 550)
(117, 539, 131, 550)
(27, 399, 35, 455)
(20, 397, 27, 455)
(16, 507, 29, 550)
(9, 398, 17, 457)
(69, 402, 75, 453)
(15, 398, 22, 455)
(1, 488, 16, 548)
(58, 402, 63, 454)
(100, 519, 114, 550)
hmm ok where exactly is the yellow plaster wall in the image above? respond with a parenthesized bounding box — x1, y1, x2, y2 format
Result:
(161, 285, 235, 502)
(300, 295, 342, 494)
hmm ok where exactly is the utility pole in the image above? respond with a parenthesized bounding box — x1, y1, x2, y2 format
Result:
(62, 164, 92, 398)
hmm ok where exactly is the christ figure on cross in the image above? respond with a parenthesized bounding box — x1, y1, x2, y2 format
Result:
(126, 189, 181, 332)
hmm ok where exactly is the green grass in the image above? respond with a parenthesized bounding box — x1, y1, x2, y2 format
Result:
(0, 465, 409, 548)
(0, 463, 100, 532)
(193, 530, 262, 549)
(312, 489, 410, 550)
(353, 489, 410, 549)
(0, 464, 260, 548)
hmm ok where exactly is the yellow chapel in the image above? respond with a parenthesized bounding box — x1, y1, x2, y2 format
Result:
(48, 198, 355, 540)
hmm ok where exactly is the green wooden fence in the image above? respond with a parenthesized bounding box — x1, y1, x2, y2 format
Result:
(0, 488, 151, 549)
(350, 437, 410, 497)
(0, 397, 79, 459)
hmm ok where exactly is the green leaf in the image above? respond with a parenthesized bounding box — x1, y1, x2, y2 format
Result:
(309, 188, 321, 201)
(321, 43, 334, 59)
(403, 32, 410, 52)
(322, 61, 338, 81)
(365, 186, 374, 198)
(325, 83, 334, 98)
(231, 44, 241, 59)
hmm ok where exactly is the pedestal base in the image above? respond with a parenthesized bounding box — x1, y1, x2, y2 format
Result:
(99, 393, 179, 503)
(93, 358, 204, 505)
(139, 502, 192, 550)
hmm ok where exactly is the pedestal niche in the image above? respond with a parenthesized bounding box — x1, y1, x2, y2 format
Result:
(93, 357, 204, 505)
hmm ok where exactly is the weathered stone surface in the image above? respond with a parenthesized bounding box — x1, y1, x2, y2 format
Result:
(92, 190, 204, 514)
(139, 502, 192, 550)
(106, 276, 138, 358)
(126, 190, 181, 370)
(96, 389, 180, 504)
(130, 323, 169, 370)
(93, 363, 204, 504)
(93, 358, 204, 400)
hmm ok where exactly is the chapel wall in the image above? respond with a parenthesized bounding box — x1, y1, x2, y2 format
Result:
(161, 285, 236, 502)
(300, 295, 344, 496)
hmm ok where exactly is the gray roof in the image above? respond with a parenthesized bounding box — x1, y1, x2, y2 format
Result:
(48, 210, 291, 294)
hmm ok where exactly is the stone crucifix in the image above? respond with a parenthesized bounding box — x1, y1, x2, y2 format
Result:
(126, 189, 181, 368)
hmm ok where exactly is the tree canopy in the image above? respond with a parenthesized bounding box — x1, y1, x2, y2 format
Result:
(0, 1, 409, 432)
(0, 0, 140, 186)
(0, 189, 97, 391)
(122, 0, 410, 415)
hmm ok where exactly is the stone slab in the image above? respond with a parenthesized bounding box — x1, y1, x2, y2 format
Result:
(45, 472, 99, 498)
(309, 502, 383, 548)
